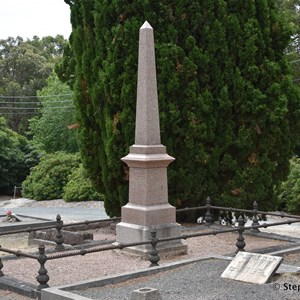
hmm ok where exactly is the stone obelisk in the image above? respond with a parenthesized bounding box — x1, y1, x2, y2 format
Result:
(116, 21, 187, 257)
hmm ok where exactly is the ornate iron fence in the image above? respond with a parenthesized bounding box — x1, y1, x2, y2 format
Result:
(1, 198, 300, 297)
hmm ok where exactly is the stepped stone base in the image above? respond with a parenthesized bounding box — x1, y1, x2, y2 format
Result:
(116, 222, 187, 259)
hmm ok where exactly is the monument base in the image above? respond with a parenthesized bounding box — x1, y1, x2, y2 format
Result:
(116, 222, 187, 259)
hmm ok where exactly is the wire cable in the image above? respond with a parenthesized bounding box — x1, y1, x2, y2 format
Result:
(0, 106, 74, 110)
(0, 99, 73, 105)
(0, 93, 73, 99)
(0, 110, 74, 115)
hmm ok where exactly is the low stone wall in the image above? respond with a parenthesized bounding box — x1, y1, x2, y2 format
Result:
(29, 229, 93, 245)
(28, 220, 118, 246)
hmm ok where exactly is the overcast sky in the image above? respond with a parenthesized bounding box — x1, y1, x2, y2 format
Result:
(0, 0, 72, 40)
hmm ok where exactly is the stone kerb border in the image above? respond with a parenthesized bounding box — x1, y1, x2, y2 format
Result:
(41, 255, 230, 300)
(41, 255, 300, 300)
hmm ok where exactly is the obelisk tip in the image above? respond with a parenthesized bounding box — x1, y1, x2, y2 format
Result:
(141, 21, 152, 30)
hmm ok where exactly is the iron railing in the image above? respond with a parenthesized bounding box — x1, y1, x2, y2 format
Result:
(1, 198, 300, 297)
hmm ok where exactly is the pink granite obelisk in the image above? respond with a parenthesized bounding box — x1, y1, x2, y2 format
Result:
(116, 21, 187, 257)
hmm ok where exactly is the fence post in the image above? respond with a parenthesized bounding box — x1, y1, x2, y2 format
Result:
(0, 257, 3, 276)
(251, 201, 260, 233)
(204, 197, 212, 226)
(13, 186, 17, 199)
(36, 245, 49, 291)
(55, 214, 64, 251)
(149, 231, 160, 267)
(235, 215, 246, 253)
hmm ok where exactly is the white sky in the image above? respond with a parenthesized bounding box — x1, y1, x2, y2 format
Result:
(0, 0, 72, 40)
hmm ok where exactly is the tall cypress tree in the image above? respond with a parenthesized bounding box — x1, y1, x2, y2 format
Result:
(64, 0, 300, 217)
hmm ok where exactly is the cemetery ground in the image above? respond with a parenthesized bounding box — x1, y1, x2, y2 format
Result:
(1, 198, 300, 299)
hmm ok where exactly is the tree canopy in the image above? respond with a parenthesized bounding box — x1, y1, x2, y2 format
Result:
(0, 35, 68, 133)
(28, 72, 78, 153)
(64, 0, 300, 218)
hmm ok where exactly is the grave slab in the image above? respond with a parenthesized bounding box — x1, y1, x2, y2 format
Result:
(221, 251, 283, 284)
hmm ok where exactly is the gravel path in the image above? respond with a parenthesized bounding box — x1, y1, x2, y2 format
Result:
(0, 198, 298, 300)
(73, 259, 300, 300)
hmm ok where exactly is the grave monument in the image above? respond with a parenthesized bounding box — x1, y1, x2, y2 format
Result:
(116, 21, 187, 257)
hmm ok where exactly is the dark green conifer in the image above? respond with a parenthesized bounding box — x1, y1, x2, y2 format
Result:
(64, 0, 300, 217)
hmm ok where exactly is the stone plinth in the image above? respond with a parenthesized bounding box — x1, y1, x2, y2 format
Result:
(116, 21, 186, 258)
(116, 145, 186, 258)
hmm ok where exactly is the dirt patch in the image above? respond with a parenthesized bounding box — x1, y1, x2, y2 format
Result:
(272, 272, 300, 284)
(283, 253, 300, 267)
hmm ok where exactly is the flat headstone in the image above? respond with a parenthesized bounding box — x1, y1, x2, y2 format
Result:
(221, 252, 283, 284)
(130, 287, 162, 300)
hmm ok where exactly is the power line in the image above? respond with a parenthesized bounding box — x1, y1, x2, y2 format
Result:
(0, 99, 73, 105)
(1, 112, 41, 115)
(0, 106, 74, 110)
(0, 93, 73, 99)
(0, 110, 74, 115)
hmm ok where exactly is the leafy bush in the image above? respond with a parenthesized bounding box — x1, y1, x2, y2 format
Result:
(22, 152, 80, 200)
(0, 116, 42, 194)
(277, 158, 300, 214)
(0, 117, 23, 193)
(63, 164, 104, 202)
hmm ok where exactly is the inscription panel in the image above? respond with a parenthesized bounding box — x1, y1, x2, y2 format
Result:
(221, 252, 283, 284)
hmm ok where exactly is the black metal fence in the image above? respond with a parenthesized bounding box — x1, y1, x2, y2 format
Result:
(1, 198, 300, 296)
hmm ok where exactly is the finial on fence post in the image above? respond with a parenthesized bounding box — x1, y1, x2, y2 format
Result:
(251, 201, 260, 233)
(235, 215, 246, 253)
(55, 214, 64, 251)
(36, 244, 50, 291)
(204, 197, 212, 226)
(149, 231, 160, 267)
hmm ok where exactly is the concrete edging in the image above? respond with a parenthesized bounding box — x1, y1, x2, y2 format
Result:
(41, 255, 228, 300)
(41, 253, 300, 300)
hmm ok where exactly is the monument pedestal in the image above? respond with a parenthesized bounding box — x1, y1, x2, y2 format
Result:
(116, 222, 187, 259)
(116, 145, 187, 258)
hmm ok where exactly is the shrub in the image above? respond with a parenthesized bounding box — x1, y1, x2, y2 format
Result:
(17, 136, 44, 181)
(22, 152, 80, 200)
(63, 164, 104, 202)
(0, 116, 42, 194)
(277, 157, 300, 214)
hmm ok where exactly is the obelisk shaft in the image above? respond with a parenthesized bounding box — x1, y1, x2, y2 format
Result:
(135, 21, 161, 145)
